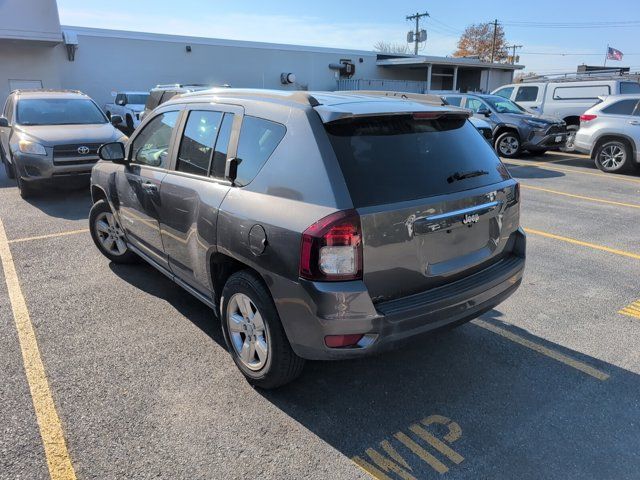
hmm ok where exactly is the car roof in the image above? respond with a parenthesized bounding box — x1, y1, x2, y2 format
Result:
(12, 89, 89, 100)
(118, 91, 148, 95)
(171, 88, 466, 123)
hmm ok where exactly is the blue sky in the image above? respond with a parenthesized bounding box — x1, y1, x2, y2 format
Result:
(56, 0, 640, 73)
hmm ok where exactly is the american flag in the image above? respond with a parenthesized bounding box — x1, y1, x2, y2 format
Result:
(607, 47, 623, 61)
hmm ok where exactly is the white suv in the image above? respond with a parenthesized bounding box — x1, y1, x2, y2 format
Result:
(574, 95, 640, 173)
(493, 78, 640, 148)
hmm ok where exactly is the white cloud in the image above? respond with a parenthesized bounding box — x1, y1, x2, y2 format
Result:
(59, 7, 459, 55)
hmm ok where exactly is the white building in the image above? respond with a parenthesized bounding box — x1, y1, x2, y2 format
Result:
(0, 0, 524, 107)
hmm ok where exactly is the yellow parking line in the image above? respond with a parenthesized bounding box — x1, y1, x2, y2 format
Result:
(524, 227, 640, 261)
(473, 319, 609, 381)
(8, 229, 89, 244)
(504, 159, 640, 184)
(521, 184, 640, 210)
(619, 300, 640, 319)
(0, 219, 77, 480)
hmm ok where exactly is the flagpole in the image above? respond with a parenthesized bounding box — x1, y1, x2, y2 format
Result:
(604, 44, 609, 67)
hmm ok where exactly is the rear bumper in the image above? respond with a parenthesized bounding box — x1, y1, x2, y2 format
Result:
(274, 229, 526, 360)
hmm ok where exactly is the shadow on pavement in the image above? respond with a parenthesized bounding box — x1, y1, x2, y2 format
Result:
(108, 260, 640, 479)
(505, 163, 565, 180)
(24, 187, 92, 220)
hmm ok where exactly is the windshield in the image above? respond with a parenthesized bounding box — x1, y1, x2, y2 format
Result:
(326, 116, 510, 208)
(484, 96, 526, 114)
(16, 99, 107, 126)
(127, 94, 149, 105)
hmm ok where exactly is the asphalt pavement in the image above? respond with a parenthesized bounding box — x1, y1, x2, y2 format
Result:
(1, 151, 639, 479)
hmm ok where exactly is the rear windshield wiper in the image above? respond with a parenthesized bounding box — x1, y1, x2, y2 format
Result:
(447, 170, 488, 183)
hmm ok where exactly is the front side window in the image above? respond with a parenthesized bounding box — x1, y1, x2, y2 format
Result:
(466, 98, 490, 113)
(131, 111, 180, 167)
(494, 87, 514, 99)
(235, 116, 286, 186)
(16, 98, 107, 126)
(601, 99, 639, 116)
(126, 94, 149, 105)
(484, 96, 525, 114)
(176, 110, 223, 176)
(515, 86, 538, 102)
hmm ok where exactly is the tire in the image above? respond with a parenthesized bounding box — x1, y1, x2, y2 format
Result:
(495, 131, 522, 158)
(89, 200, 138, 263)
(126, 115, 134, 131)
(3, 151, 15, 179)
(562, 125, 579, 152)
(221, 270, 305, 389)
(16, 173, 33, 199)
(594, 139, 635, 174)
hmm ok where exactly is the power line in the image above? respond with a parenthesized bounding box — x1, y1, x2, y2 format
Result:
(406, 11, 430, 55)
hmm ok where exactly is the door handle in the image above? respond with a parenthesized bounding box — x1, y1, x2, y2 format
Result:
(629, 120, 640, 125)
(141, 181, 158, 192)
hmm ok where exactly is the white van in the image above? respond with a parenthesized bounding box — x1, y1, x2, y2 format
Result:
(492, 75, 640, 148)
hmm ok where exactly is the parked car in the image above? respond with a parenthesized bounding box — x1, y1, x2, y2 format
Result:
(492, 74, 640, 149)
(0, 89, 126, 198)
(573, 94, 640, 173)
(89, 89, 525, 388)
(140, 84, 214, 121)
(104, 91, 150, 130)
(443, 93, 568, 158)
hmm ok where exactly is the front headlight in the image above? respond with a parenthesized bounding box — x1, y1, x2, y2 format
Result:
(524, 119, 548, 129)
(18, 140, 47, 156)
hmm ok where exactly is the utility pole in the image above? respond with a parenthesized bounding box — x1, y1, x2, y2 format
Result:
(490, 19, 499, 63)
(406, 11, 429, 55)
(505, 44, 523, 64)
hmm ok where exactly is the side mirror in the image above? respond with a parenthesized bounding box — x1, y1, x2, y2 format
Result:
(98, 142, 128, 164)
(117, 99, 126, 106)
(225, 157, 239, 183)
(478, 107, 491, 117)
(110, 115, 123, 126)
(0, 116, 9, 128)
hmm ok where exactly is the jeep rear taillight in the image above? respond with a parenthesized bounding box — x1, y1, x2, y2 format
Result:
(299, 209, 362, 281)
(580, 114, 597, 122)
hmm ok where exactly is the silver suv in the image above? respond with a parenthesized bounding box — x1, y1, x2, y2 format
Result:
(89, 89, 526, 388)
(0, 89, 126, 198)
(574, 94, 640, 173)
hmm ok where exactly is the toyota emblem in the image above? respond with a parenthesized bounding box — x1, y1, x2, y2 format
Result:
(77, 146, 90, 155)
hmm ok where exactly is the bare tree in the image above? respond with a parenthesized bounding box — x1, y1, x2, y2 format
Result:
(373, 41, 410, 54)
(453, 23, 508, 62)
(514, 71, 538, 83)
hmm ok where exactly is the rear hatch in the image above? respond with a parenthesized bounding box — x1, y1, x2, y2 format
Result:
(323, 110, 520, 302)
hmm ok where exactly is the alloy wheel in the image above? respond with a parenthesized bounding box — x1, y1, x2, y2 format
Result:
(94, 211, 128, 256)
(498, 136, 519, 156)
(226, 293, 269, 371)
(598, 143, 626, 170)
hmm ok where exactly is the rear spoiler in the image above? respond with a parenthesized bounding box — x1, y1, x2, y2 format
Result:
(336, 90, 448, 106)
(314, 97, 470, 124)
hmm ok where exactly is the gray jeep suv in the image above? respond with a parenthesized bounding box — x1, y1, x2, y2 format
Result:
(89, 89, 526, 388)
(0, 89, 127, 198)
(443, 93, 568, 158)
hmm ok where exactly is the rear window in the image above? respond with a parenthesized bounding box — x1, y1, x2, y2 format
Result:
(620, 82, 640, 94)
(145, 91, 162, 110)
(326, 116, 510, 208)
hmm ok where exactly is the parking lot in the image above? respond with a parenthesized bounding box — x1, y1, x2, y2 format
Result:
(1, 150, 640, 479)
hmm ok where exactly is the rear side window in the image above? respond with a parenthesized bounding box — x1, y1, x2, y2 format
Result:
(494, 87, 514, 99)
(326, 116, 509, 208)
(601, 99, 639, 116)
(176, 110, 223, 176)
(443, 96, 462, 106)
(515, 86, 538, 102)
(235, 116, 286, 186)
(553, 85, 610, 100)
(620, 82, 640, 94)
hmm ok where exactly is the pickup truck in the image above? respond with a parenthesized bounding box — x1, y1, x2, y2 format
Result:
(103, 91, 149, 131)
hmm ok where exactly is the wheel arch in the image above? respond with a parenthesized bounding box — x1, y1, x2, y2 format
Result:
(91, 184, 108, 204)
(208, 252, 267, 313)
(563, 115, 580, 128)
(592, 134, 637, 162)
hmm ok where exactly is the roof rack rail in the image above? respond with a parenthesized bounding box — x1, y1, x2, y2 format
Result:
(154, 83, 210, 89)
(521, 69, 640, 83)
(10, 88, 85, 94)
